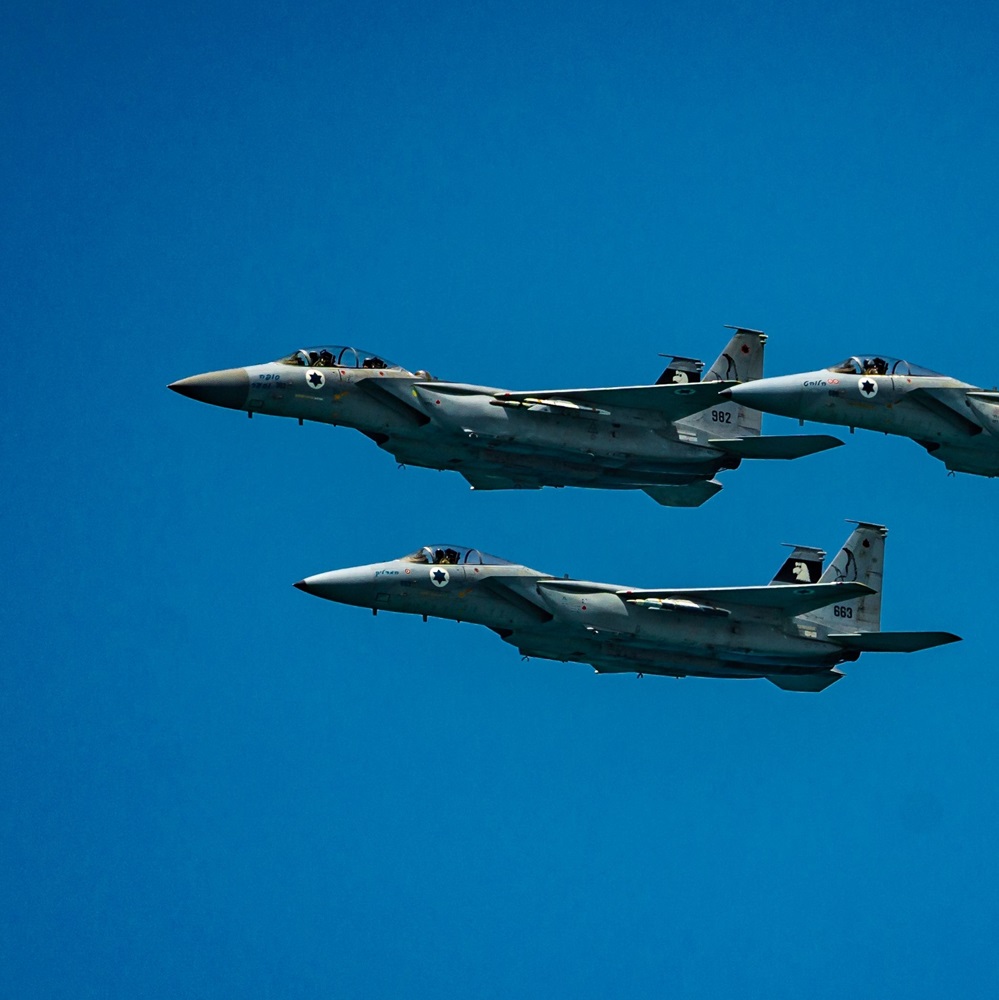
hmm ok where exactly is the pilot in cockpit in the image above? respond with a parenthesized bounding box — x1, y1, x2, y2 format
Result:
(862, 357, 888, 376)
(318, 349, 335, 367)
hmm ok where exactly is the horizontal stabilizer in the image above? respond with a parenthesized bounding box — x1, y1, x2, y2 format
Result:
(766, 670, 844, 692)
(643, 479, 723, 507)
(708, 434, 842, 460)
(618, 581, 875, 617)
(827, 631, 961, 653)
(495, 381, 737, 418)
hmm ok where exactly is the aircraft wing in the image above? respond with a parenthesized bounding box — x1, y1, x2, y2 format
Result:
(491, 381, 738, 418)
(895, 387, 983, 436)
(619, 581, 875, 617)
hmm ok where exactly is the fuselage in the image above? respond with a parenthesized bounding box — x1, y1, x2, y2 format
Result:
(294, 544, 857, 683)
(169, 345, 740, 492)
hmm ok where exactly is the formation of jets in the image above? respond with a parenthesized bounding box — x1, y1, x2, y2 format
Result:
(170, 328, 972, 692)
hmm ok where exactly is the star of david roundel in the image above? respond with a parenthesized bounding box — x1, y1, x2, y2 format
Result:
(857, 377, 878, 398)
(306, 369, 325, 390)
(430, 568, 450, 587)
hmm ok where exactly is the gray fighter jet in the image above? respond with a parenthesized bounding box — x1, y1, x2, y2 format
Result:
(294, 523, 958, 692)
(169, 328, 839, 506)
(725, 353, 999, 476)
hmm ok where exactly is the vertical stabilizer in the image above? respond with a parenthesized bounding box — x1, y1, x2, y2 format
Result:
(679, 327, 766, 437)
(656, 355, 704, 385)
(771, 544, 826, 585)
(803, 522, 887, 631)
(704, 327, 766, 384)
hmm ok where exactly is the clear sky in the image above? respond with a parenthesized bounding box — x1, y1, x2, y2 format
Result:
(4, 1, 999, 996)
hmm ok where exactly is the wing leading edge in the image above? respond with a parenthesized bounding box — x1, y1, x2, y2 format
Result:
(619, 581, 875, 617)
(492, 380, 737, 418)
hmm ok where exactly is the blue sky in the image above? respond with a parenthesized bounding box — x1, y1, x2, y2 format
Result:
(4, 1, 999, 996)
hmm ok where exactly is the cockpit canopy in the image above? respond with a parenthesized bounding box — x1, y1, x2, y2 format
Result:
(277, 346, 409, 372)
(403, 545, 514, 566)
(826, 355, 943, 377)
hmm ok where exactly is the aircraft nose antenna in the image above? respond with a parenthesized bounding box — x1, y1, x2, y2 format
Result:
(168, 369, 250, 410)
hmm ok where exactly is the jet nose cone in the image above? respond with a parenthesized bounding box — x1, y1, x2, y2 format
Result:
(168, 368, 250, 410)
(292, 569, 370, 605)
(294, 575, 327, 600)
(727, 376, 803, 417)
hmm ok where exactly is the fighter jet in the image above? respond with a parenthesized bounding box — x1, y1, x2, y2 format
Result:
(293, 523, 958, 692)
(168, 328, 839, 506)
(725, 353, 999, 476)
